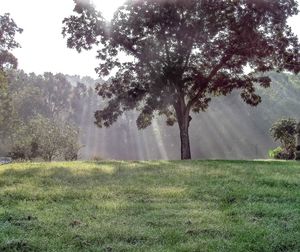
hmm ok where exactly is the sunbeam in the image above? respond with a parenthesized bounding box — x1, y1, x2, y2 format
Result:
(93, 0, 126, 20)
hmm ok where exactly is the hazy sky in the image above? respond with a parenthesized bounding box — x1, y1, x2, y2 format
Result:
(1, 0, 300, 78)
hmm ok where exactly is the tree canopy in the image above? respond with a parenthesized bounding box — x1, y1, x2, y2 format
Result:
(63, 0, 300, 159)
(0, 13, 23, 70)
(0, 70, 91, 160)
(0, 13, 22, 137)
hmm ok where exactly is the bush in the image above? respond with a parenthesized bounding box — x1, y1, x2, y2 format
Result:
(268, 147, 283, 159)
(9, 115, 81, 161)
(269, 147, 295, 160)
(270, 118, 297, 160)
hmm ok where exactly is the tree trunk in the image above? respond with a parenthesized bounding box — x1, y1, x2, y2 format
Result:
(296, 123, 300, 160)
(178, 116, 191, 160)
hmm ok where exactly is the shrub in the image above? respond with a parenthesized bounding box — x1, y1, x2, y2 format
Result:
(268, 147, 283, 159)
(10, 115, 81, 161)
(270, 118, 297, 160)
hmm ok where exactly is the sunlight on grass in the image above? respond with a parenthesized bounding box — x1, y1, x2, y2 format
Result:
(149, 186, 186, 198)
(0, 160, 299, 251)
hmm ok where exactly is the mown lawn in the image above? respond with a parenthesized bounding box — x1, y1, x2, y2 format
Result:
(0, 160, 299, 252)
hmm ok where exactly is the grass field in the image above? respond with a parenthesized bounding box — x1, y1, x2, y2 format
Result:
(0, 160, 299, 252)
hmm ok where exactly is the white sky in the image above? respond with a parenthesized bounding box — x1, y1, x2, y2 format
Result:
(0, 0, 300, 78)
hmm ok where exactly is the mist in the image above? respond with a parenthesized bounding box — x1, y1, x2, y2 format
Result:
(67, 72, 300, 160)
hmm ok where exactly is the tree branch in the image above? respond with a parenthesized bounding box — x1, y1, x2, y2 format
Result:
(186, 53, 232, 112)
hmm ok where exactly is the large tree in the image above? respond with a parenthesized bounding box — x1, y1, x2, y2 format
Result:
(63, 0, 300, 159)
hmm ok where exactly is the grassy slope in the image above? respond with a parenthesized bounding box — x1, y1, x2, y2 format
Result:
(0, 160, 300, 252)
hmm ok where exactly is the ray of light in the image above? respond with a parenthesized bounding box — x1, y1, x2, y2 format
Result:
(93, 0, 126, 20)
(152, 118, 169, 160)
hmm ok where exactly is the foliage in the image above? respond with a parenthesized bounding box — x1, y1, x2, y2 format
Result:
(69, 82, 88, 124)
(63, 0, 300, 159)
(11, 85, 45, 122)
(8, 121, 35, 160)
(42, 72, 73, 118)
(0, 71, 12, 136)
(9, 115, 80, 161)
(270, 118, 297, 160)
(30, 116, 65, 161)
(0, 13, 22, 144)
(0, 13, 23, 69)
(2, 70, 300, 160)
(0, 69, 94, 159)
(268, 146, 283, 159)
(60, 123, 82, 161)
(2, 67, 300, 160)
(0, 160, 300, 251)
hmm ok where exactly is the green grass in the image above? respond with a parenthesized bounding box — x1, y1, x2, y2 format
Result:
(0, 160, 300, 252)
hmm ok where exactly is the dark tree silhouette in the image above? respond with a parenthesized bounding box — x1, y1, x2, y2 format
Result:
(63, 0, 300, 159)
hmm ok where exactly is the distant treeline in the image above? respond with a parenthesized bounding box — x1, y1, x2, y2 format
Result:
(0, 70, 299, 160)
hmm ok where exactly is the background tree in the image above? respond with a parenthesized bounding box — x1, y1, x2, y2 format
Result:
(41, 72, 73, 118)
(0, 13, 22, 150)
(63, 0, 300, 159)
(9, 121, 34, 160)
(2, 69, 300, 160)
(0, 71, 13, 138)
(60, 123, 82, 161)
(0, 13, 23, 70)
(1, 69, 83, 160)
(270, 118, 297, 160)
(70, 82, 88, 124)
(12, 85, 45, 122)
